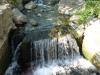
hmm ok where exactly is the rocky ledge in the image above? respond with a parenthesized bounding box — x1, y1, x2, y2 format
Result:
(0, 3, 14, 75)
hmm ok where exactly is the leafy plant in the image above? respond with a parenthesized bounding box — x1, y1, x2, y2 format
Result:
(75, 1, 100, 25)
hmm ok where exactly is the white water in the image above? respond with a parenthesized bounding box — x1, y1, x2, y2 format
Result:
(5, 42, 22, 75)
(27, 35, 98, 75)
(34, 0, 51, 7)
(31, 56, 97, 75)
(5, 35, 98, 75)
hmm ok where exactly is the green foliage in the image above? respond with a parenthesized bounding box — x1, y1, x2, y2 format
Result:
(7, 0, 17, 5)
(7, 0, 22, 5)
(75, 1, 100, 24)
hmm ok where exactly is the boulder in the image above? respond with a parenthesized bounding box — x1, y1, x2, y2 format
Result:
(12, 8, 28, 25)
(25, 1, 36, 10)
(58, 0, 85, 15)
(82, 20, 100, 70)
(0, 4, 14, 75)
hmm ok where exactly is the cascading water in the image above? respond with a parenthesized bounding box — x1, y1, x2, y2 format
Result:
(24, 35, 98, 75)
(5, 0, 100, 75)
(5, 42, 22, 75)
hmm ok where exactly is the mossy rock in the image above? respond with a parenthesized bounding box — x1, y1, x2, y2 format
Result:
(82, 20, 100, 70)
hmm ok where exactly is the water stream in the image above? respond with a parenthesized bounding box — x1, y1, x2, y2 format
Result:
(34, 0, 43, 4)
(5, 42, 22, 75)
(25, 35, 98, 75)
(5, 0, 100, 75)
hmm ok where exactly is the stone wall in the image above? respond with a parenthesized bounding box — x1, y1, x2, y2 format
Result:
(0, 3, 14, 75)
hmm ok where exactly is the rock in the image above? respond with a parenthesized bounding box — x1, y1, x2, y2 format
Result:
(0, 3, 14, 75)
(86, 17, 98, 27)
(25, 1, 36, 10)
(29, 19, 38, 26)
(43, 0, 60, 5)
(69, 15, 84, 38)
(37, 13, 42, 17)
(82, 20, 100, 70)
(12, 8, 28, 25)
(17, 3, 24, 10)
(58, 0, 85, 15)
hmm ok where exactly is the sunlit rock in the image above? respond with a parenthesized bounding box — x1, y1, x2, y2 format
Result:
(12, 8, 28, 25)
(82, 20, 100, 70)
(25, 1, 36, 10)
(58, 0, 85, 15)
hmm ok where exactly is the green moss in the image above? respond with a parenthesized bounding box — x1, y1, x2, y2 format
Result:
(49, 27, 58, 38)
(49, 14, 71, 38)
(59, 28, 67, 37)
(7, 0, 23, 5)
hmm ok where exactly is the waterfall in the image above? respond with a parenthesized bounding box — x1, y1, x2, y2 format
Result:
(32, 57, 98, 75)
(5, 35, 99, 75)
(5, 42, 22, 75)
(32, 35, 79, 66)
(27, 35, 98, 75)
(33, 38, 58, 66)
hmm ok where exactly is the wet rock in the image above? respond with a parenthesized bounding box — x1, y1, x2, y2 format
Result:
(12, 8, 28, 25)
(82, 20, 100, 71)
(25, 1, 36, 10)
(12, 32, 25, 50)
(17, 3, 23, 10)
(29, 19, 38, 26)
(37, 13, 42, 17)
(24, 23, 35, 31)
